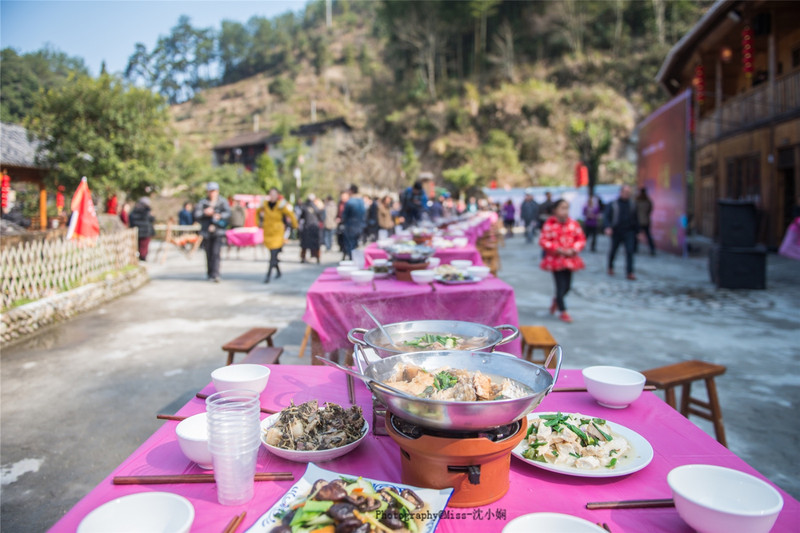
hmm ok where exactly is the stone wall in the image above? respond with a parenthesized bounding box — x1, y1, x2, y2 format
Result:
(0, 266, 149, 346)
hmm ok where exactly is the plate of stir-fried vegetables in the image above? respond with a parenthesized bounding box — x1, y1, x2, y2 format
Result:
(249, 463, 453, 533)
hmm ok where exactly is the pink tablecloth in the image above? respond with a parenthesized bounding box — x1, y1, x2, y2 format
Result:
(226, 228, 263, 247)
(51, 367, 799, 533)
(362, 243, 484, 267)
(462, 211, 497, 245)
(302, 267, 521, 354)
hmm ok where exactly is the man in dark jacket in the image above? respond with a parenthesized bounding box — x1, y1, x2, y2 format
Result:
(604, 185, 639, 280)
(129, 197, 155, 261)
(341, 184, 365, 260)
(194, 182, 231, 282)
(520, 189, 539, 243)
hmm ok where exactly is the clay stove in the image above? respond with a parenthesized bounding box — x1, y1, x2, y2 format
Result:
(386, 413, 527, 507)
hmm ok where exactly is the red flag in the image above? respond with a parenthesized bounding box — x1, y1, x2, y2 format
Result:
(67, 177, 100, 239)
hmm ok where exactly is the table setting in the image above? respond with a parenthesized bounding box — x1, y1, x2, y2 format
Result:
(53, 346, 799, 532)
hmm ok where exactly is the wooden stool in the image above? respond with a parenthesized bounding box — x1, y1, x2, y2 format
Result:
(480, 248, 501, 276)
(222, 327, 277, 365)
(240, 346, 283, 365)
(642, 360, 727, 447)
(519, 326, 557, 368)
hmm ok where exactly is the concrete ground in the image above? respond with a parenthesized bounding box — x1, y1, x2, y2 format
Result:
(2, 231, 799, 532)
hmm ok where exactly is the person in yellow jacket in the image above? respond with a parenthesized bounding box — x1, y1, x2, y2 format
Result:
(261, 187, 298, 283)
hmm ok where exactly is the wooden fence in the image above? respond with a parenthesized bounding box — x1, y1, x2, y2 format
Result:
(1, 229, 139, 310)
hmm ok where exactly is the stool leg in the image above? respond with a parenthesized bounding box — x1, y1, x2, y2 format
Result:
(679, 382, 692, 417)
(267, 336, 274, 347)
(226, 351, 234, 366)
(664, 386, 677, 410)
(706, 378, 727, 447)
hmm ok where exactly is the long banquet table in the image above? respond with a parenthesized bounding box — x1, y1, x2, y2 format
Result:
(302, 267, 521, 355)
(52, 366, 799, 532)
(362, 242, 484, 267)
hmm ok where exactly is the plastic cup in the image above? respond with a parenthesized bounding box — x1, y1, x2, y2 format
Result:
(205, 390, 261, 506)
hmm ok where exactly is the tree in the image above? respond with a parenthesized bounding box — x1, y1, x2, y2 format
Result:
(25, 73, 173, 195)
(401, 141, 420, 183)
(255, 152, 280, 193)
(442, 164, 478, 201)
(568, 117, 612, 197)
(470, 130, 522, 186)
(469, 0, 501, 83)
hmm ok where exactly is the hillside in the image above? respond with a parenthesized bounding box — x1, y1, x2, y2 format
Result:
(163, 1, 710, 195)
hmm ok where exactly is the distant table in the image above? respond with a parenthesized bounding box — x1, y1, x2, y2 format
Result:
(225, 227, 263, 247)
(302, 267, 521, 354)
(362, 242, 484, 267)
(51, 367, 800, 533)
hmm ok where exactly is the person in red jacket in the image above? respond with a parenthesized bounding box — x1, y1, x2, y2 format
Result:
(539, 199, 586, 323)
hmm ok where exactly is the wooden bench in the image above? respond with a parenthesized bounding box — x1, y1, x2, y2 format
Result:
(519, 325, 558, 368)
(642, 360, 727, 447)
(240, 346, 283, 365)
(222, 327, 277, 365)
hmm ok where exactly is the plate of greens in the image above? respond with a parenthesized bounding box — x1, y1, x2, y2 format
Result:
(511, 412, 653, 478)
(247, 463, 453, 533)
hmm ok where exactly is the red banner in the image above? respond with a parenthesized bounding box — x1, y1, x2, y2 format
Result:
(68, 178, 100, 239)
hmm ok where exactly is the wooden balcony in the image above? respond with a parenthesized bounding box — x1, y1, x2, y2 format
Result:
(697, 70, 800, 146)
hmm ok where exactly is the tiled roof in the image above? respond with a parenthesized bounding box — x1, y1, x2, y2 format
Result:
(213, 117, 351, 151)
(0, 122, 45, 169)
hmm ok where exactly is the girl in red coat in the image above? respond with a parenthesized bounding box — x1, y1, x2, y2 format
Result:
(539, 199, 586, 323)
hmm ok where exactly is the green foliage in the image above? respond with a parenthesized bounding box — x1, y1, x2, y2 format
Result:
(255, 152, 280, 193)
(25, 73, 173, 196)
(0, 46, 89, 123)
(401, 141, 420, 183)
(442, 164, 478, 200)
(313, 35, 331, 75)
(268, 77, 295, 101)
(470, 129, 522, 185)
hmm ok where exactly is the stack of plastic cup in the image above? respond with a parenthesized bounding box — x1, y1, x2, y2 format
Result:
(205, 389, 261, 506)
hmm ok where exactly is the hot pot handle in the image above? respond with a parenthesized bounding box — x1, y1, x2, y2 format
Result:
(493, 324, 519, 345)
(353, 344, 372, 374)
(544, 345, 563, 388)
(348, 327, 369, 347)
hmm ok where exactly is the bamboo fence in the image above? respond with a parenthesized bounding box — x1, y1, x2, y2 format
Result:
(1, 229, 139, 310)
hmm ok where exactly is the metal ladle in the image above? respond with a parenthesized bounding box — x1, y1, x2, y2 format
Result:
(361, 304, 398, 348)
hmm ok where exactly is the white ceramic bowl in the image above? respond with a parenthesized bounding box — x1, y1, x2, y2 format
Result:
(336, 265, 358, 279)
(77, 492, 194, 533)
(582, 365, 645, 409)
(260, 414, 369, 462)
(377, 238, 395, 248)
(410, 269, 436, 284)
(350, 270, 375, 285)
(466, 265, 490, 280)
(175, 413, 212, 469)
(426, 257, 441, 269)
(503, 513, 605, 533)
(211, 364, 270, 393)
(338, 260, 355, 267)
(452, 237, 469, 248)
(450, 259, 473, 271)
(372, 258, 389, 267)
(668, 464, 783, 533)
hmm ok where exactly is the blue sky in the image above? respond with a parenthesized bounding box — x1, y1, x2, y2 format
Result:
(1, 0, 306, 76)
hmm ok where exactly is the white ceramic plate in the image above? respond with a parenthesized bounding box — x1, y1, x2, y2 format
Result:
(512, 412, 653, 478)
(246, 463, 453, 533)
(260, 412, 368, 463)
(434, 275, 480, 285)
(503, 512, 606, 533)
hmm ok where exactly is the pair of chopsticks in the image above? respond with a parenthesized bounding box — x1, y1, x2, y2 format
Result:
(586, 498, 674, 510)
(195, 393, 278, 414)
(553, 385, 657, 393)
(346, 374, 356, 404)
(223, 511, 246, 533)
(596, 524, 612, 532)
(113, 472, 294, 485)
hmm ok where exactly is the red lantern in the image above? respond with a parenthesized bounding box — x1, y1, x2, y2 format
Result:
(693, 64, 705, 104)
(742, 25, 754, 78)
(1, 173, 10, 210)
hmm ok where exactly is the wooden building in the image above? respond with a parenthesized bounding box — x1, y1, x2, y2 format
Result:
(657, 0, 800, 247)
(0, 122, 49, 229)
(212, 117, 352, 171)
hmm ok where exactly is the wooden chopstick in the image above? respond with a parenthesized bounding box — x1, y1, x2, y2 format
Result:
(586, 498, 674, 510)
(554, 385, 657, 393)
(347, 374, 356, 404)
(113, 473, 294, 485)
(596, 523, 612, 532)
(156, 414, 186, 421)
(195, 393, 278, 414)
(223, 511, 247, 533)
